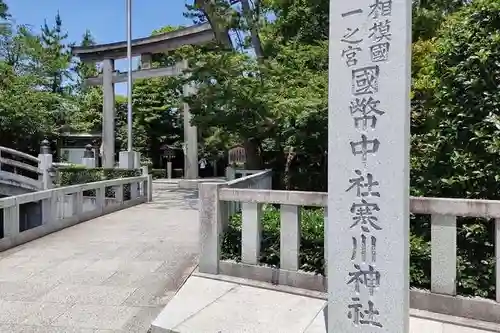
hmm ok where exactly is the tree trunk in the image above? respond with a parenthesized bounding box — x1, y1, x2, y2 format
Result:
(243, 139, 261, 170)
(240, 0, 265, 59)
(284, 147, 296, 190)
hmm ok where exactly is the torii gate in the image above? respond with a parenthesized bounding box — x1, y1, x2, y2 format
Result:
(71, 23, 227, 179)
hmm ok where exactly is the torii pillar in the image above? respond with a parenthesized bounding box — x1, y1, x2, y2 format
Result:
(182, 60, 198, 179)
(101, 59, 115, 168)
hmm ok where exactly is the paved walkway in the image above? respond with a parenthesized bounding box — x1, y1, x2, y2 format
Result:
(0, 183, 199, 333)
(153, 273, 500, 333)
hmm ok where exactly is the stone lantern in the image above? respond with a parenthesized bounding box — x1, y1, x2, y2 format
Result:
(161, 145, 176, 179)
(163, 146, 176, 162)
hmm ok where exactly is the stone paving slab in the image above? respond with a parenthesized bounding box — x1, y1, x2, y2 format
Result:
(0, 183, 199, 333)
(151, 275, 500, 333)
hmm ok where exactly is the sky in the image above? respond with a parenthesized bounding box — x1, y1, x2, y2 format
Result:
(7, 0, 194, 95)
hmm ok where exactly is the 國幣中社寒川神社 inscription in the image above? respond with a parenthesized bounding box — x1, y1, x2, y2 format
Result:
(328, 0, 411, 332)
(344, 0, 388, 328)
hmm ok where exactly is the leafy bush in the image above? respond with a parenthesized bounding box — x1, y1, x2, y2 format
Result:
(221, 206, 494, 299)
(222, 206, 325, 273)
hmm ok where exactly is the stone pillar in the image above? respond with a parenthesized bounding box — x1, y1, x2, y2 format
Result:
(180, 60, 198, 179)
(225, 166, 235, 181)
(118, 151, 140, 169)
(164, 161, 171, 179)
(81, 144, 96, 168)
(133, 151, 141, 169)
(38, 139, 53, 190)
(327, 1, 411, 332)
(39, 139, 54, 227)
(141, 165, 153, 201)
(119, 151, 135, 169)
(102, 59, 115, 168)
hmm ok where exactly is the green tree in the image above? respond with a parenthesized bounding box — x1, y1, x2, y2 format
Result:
(72, 30, 98, 91)
(69, 30, 103, 134)
(0, 0, 9, 19)
(113, 77, 182, 167)
(262, 0, 329, 46)
(410, 0, 500, 297)
(38, 12, 72, 94)
(0, 9, 62, 152)
(180, 3, 328, 187)
(412, 0, 469, 41)
(0, 62, 59, 153)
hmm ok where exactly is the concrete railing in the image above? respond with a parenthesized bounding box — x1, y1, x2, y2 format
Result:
(226, 168, 272, 216)
(226, 167, 263, 182)
(199, 184, 500, 324)
(0, 146, 43, 191)
(199, 169, 273, 274)
(0, 174, 152, 252)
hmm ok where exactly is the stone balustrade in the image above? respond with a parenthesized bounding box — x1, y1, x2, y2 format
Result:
(199, 169, 273, 274)
(0, 173, 152, 252)
(199, 175, 500, 324)
(0, 146, 43, 193)
(226, 168, 269, 214)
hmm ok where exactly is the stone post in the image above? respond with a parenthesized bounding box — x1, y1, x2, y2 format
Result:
(199, 182, 223, 274)
(102, 59, 116, 168)
(163, 146, 175, 179)
(119, 150, 138, 199)
(180, 60, 199, 179)
(225, 166, 235, 181)
(81, 144, 96, 168)
(133, 152, 141, 169)
(141, 165, 153, 202)
(118, 137, 140, 171)
(38, 139, 55, 225)
(119, 151, 134, 169)
(327, 1, 411, 332)
(38, 139, 53, 190)
(166, 161, 172, 179)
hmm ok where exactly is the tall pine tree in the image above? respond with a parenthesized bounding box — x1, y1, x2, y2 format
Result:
(69, 30, 103, 134)
(72, 30, 98, 93)
(39, 12, 71, 94)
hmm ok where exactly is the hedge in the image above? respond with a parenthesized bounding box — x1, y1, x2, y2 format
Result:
(56, 166, 140, 186)
(56, 166, 141, 199)
(150, 168, 184, 180)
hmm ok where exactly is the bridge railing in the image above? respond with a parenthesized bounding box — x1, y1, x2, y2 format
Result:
(226, 168, 271, 216)
(0, 146, 42, 190)
(0, 173, 152, 252)
(199, 183, 500, 324)
(199, 169, 273, 273)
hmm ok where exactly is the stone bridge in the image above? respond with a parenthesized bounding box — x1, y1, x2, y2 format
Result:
(0, 146, 44, 197)
(0, 168, 497, 332)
